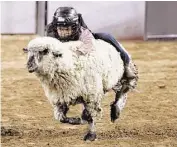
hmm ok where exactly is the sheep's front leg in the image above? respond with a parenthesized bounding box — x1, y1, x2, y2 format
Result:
(82, 108, 97, 141)
(82, 102, 102, 141)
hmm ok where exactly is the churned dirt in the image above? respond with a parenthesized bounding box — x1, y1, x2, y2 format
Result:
(1, 35, 177, 147)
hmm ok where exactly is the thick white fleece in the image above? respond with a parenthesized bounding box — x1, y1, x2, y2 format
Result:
(27, 37, 124, 107)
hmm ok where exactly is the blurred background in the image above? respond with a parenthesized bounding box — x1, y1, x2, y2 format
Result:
(1, 1, 177, 40)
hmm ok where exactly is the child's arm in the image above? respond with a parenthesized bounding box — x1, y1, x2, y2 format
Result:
(77, 27, 96, 55)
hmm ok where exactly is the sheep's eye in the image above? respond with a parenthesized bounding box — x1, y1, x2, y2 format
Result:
(53, 52, 63, 58)
(39, 49, 48, 55)
(58, 54, 63, 57)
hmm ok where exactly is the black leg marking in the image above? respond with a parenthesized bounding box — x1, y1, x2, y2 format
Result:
(81, 109, 93, 122)
(81, 107, 97, 141)
(67, 117, 82, 125)
(57, 103, 69, 123)
(110, 102, 120, 123)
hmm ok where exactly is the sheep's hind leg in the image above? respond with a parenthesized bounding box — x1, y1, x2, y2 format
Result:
(53, 103, 69, 123)
(66, 99, 84, 125)
(54, 102, 83, 125)
(111, 84, 129, 122)
(67, 117, 82, 125)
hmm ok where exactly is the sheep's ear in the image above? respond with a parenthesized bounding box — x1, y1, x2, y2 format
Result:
(23, 48, 28, 53)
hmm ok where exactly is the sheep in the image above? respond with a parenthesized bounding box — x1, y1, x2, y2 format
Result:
(25, 36, 138, 141)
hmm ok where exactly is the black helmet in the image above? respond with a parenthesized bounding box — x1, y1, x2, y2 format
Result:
(52, 7, 81, 41)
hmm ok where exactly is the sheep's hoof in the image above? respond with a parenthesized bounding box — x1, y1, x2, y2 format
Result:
(84, 132, 97, 141)
(110, 103, 120, 123)
(68, 117, 82, 125)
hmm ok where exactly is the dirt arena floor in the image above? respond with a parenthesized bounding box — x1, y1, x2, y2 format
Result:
(1, 35, 177, 147)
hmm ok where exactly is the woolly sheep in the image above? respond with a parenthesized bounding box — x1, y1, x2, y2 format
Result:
(25, 36, 138, 141)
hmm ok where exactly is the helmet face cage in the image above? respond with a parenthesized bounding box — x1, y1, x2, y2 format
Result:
(52, 7, 81, 41)
(57, 25, 72, 40)
(56, 20, 80, 41)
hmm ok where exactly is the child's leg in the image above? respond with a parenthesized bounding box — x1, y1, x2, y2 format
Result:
(93, 33, 130, 64)
(93, 33, 136, 79)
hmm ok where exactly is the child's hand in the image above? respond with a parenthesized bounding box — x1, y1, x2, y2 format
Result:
(75, 49, 85, 56)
